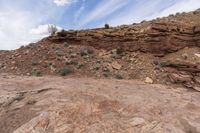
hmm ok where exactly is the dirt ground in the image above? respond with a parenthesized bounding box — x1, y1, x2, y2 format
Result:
(0, 74, 200, 133)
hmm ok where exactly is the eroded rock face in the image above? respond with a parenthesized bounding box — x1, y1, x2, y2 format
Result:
(160, 61, 200, 91)
(49, 17, 200, 55)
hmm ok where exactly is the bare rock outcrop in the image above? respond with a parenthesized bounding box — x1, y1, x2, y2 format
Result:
(48, 14, 200, 55)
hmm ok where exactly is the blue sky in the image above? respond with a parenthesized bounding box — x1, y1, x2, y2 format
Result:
(0, 0, 200, 50)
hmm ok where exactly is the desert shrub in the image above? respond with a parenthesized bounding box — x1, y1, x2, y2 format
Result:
(102, 67, 110, 72)
(59, 68, 73, 76)
(116, 48, 124, 55)
(176, 12, 180, 16)
(63, 42, 69, 47)
(77, 63, 84, 69)
(32, 71, 42, 77)
(193, 10, 199, 15)
(115, 74, 123, 79)
(141, 20, 146, 23)
(70, 60, 78, 65)
(103, 72, 109, 77)
(48, 24, 58, 35)
(26, 99, 37, 105)
(32, 61, 39, 66)
(80, 46, 94, 56)
(20, 45, 25, 49)
(177, 27, 180, 32)
(57, 29, 66, 37)
(105, 24, 110, 29)
(55, 50, 64, 57)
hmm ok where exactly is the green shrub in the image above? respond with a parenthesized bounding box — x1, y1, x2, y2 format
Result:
(63, 42, 69, 47)
(32, 71, 42, 77)
(103, 72, 109, 77)
(26, 99, 37, 105)
(116, 48, 124, 55)
(105, 24, 110, 29)
(32, 61, 39, 66)
(59, 68, 73, 76)
(115, 74, 123, 79)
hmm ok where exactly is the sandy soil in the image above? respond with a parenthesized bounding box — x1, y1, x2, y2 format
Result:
(0, 74, 200, 133)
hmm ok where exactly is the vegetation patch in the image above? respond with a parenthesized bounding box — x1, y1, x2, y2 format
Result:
(59, 68, 73, 76)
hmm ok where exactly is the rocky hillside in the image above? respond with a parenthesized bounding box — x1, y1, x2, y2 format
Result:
(1, 9, 200, 90)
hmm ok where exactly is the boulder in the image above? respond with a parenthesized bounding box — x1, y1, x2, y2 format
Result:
(169, 73, 193, 83)
(145, 77, 153, 84)
(130, 117, 145, 127)
(112, 62, 122, 70)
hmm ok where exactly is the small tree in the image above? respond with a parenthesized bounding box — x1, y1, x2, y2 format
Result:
(48, 24, 58, 36)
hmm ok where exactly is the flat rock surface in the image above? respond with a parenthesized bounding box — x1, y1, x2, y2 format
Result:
(0, 75, 200, 133)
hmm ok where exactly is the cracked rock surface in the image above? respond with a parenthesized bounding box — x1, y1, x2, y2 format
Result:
(0, 75, 200, 133)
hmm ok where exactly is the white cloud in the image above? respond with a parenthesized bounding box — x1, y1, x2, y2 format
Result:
(107, 0, 200, 26)
(74, 6, 85, 22)
(13, 24, 63, 46)
(148, 0, 200, 19)
(0, 0, 65, 50)
(28, 24, 62, 43)
(53, 0, 78, 6)
(79, 0, 131, 26)
(105, 0, 164, 26)
(0, 10, 40, 50)
(29, 24, 62, 35)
